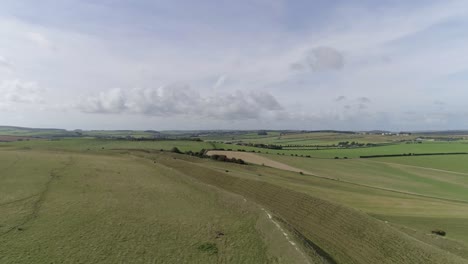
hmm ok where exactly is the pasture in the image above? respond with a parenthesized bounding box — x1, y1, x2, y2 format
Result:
(0, 149, 310, 263)
(1, 130, 468, 263)
(211, 141, 468, 159)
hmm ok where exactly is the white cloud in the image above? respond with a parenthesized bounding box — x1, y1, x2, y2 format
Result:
(357, 97, 371, 104)
(25, 32, 56, 50)
(0, 56, 13, 70)
(335, 96, 346, 102)
(213, 74, 228, 90)
(1, 1, 468, 130)
(0, 79, 45, 104)
(78, 85, 283, 120)
(291, 46, 344, 72)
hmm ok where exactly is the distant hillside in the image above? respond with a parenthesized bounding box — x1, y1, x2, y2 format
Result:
(0, 125, 161, 139)
(0, 126, 74, 138)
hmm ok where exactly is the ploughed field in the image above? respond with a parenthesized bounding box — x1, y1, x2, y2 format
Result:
(1, 136, 468, 263)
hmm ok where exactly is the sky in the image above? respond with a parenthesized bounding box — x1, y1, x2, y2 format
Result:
(0, 0, 467, 131)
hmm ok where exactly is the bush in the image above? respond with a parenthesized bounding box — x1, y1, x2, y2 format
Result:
(171, 147, 182, 154)
(237, 159, 246, 164)
(432, 230, 446, 236)
(197, 242, 218, 254)
(216, 155, 227, 162)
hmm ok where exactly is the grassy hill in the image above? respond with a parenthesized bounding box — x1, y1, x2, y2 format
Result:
(1, 129, 468, 263)
(0, 149, 312, 263)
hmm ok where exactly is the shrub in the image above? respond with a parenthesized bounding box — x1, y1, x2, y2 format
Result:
(197, 242, 218, 255)
(432, 230, 446, 236)
(171, 147, 182, 154)
(216, 155, 227, 162)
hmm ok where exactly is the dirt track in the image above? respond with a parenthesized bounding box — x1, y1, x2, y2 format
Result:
(206, 151, 309, 173)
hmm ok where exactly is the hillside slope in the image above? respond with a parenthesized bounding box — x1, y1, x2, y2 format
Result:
(151, 153, 468, 264)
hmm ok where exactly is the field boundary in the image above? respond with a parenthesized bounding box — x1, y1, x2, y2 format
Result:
(360, 152, 468, 158)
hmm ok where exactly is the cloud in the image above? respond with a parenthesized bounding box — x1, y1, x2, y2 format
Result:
(292, 46, 344, 72)
(0, 80, 45, 104)
(25, 32, 56, 50)
(213, 74, 228, 90)
(0, 56, 13, 70)
(358, 103, 367, 110)
(335, 95, 346, 101)
(290, 62, 306, 71)
(79, 85, 283, 120)
(337, 97, 371, 111)
(357, 97, 371, 104)
(80, 88, 127, 114)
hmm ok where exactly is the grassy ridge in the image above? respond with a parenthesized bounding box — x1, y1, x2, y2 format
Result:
(0, 150, 311, 263)
(2, 135, 468, 263)
(184, 151, 468, 258)
(149, 153, 466, 264)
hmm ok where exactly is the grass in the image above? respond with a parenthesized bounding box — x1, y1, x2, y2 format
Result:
(375, 155, 468, 174)
(197, 150, 468, 259)
(141, 152, 466, 263)
(208, 131, 419, 145)
(0, 149, 311, 263)
(2, 135, 468, 263)
(212, 141, 468, 159)
(0, 137, 213, 153)
(260, 154, 468, 202)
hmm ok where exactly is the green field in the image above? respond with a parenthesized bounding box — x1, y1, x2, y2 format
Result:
(2, 129, 468, 263)
(1, 138, 213, 153)
(212, 141, 468, 159)
(375, 155, 468, 174)
(0, 149, 313, 263)
(261, 154, 468, 202)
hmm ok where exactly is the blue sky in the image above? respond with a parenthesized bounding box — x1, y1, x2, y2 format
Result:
(0, 0, 467, 130)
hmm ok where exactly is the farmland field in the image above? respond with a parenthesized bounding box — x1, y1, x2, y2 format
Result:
(1, 130, 468, 263)
(212, 141, 468, 159)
